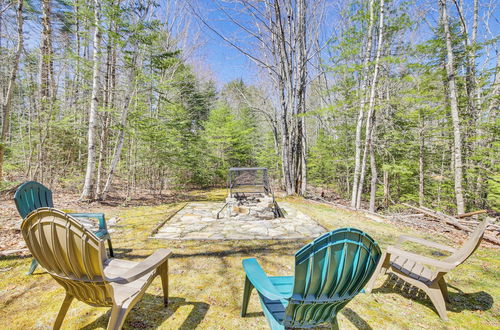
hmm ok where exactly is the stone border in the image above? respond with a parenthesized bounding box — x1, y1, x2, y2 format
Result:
(150, 202, 188, 236)
(151, 201, 328, 241)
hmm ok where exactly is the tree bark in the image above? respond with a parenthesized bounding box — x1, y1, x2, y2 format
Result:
(351, 0, 375, 208)
(0, 0, 23, 183)
(81, 0, 102, 200)
(101, 53, 140, 200)
(356, 0, 385, 209)
(440, 0, 466, 214)
(419, 109, 425, 206)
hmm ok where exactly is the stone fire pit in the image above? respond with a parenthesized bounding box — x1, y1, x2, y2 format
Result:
(153, 202, 326, 240)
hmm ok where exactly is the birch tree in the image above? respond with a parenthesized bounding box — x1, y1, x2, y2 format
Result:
(81, 0, 102, 200)
(439, 0, 466, 214)
(356, 0, 385, 211)
(350, 0, 375, 208)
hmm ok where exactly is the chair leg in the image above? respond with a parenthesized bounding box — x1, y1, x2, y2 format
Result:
(159, 260, 169, 307)
(107, 305, 128, 330)
(426, 285, 449, 321)
(107, 239, 114, 257)
(54, 293, 74, 330)
(27, 259, 38, 275)
(438, 277, 449, 302)
(241, 276, 254, 317)
(365, 252, 390, 294)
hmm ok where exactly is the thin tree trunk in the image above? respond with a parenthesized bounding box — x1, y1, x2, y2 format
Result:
(383, 169, 389, 207)
(356, 0, 385, 209)
(351, 0, 375, 208)
(95, 23, 116, 198)
(440, 0, 465, 214)
(101, 53, 140, 200)
(419, 109, 425, 206)
(81, 0, 102, 200)
(368, 125, 377, 212)
(297, 0, 307, 195)
(36, 0, 54, 183)
(0, 0, 23, 183)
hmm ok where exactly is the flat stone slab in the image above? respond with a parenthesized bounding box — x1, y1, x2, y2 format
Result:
(153, 202, 326, 240)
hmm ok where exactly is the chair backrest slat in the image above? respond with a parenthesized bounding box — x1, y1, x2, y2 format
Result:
(286, 228, 381, 327)
(22, 208, 112, 306)
(14, 181, 54, 218)
(445, 218, 489, 265)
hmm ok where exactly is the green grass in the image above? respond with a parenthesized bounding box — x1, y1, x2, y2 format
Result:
(0, 193, 498, 329)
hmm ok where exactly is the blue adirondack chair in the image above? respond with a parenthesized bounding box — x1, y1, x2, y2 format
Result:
(241, 228, 381, 329)
(14, 181, 114, 275)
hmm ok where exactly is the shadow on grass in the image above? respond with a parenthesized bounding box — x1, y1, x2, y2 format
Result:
(342, 308, 373, 329)
(80, 295, 209, 329)
(243, 308, 372, 329)
(373, 275, 493, 314)
(113, 241, 306, 260)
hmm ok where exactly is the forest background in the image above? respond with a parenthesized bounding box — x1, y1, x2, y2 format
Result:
(0, 0, 498, 214)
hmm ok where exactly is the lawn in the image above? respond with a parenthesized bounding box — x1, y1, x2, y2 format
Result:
(0, 190, 498, 329)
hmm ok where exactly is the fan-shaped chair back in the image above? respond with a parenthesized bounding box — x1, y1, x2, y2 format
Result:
(14, 181, 53, 218)
(21, 208, 113, 306)
(286, 228, 381, 328)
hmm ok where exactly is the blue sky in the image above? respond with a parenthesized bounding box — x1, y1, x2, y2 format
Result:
(190, 0, 499, 87)
(203, 30, 256, 86)
(190, 0, 259, 86)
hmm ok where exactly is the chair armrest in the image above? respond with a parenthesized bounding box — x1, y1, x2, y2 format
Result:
(387, 246, 455, 272)
(396, 235, 456, 253)
(69, 213, 107, 230)
(242, 258, 290, 301)
(108, 249, 172, 284)
(93, 228, 110, 240)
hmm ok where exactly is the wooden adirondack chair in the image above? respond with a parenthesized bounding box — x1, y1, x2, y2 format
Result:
(365, 218, 489, 321)
(14, 181, 114, 274)
(21, 208, 171, 330)
(241, 228, 381, 329)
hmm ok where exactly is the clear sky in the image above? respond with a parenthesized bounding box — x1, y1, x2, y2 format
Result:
(189, 0, 259, 87)
(188, 0, 499, 88)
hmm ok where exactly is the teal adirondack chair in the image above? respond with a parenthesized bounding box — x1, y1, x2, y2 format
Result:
(241, 228, 381, 329)
(14, 181, 114, 275)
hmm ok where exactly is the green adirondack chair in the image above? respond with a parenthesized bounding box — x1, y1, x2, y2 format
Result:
(241, 228, 381, 329)
(14, 181, 114, 275)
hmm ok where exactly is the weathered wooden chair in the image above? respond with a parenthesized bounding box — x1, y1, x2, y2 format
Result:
(14, 181, 114, 274)
(241, 228, 381, 329)
(21, 208, 171, 330)
(365, 218, 489, 320)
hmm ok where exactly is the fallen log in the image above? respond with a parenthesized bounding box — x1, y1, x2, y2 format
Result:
(402, 203, 500, 246)
(0, 248, 29, 256)
(456, 210, 487, 218)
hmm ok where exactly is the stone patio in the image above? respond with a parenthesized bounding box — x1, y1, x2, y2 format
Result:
(153, 202, 327, 240)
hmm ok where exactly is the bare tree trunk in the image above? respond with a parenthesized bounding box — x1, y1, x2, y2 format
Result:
(351, 0, 375, 208)
(419, 110, 425, 206)
(0, 0, 23, 183)
(356, 0, 385, 209)
(440, 0, 465, 214)
(35, 0, 54, 183)
(81, 0, 102, 200)
(383, 169, 389, 207)
(96, 21, 116, 198)
(190, 0, 319, 196)
(368, 125, 377, 212)
(297, 0, 308, 195)
(101, 54, 140, 200)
